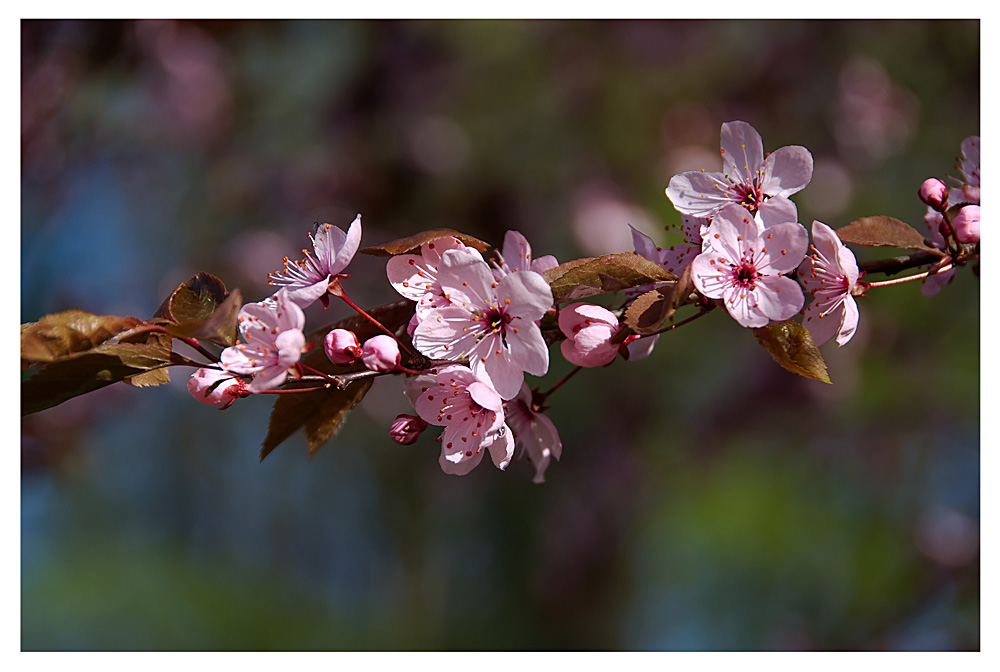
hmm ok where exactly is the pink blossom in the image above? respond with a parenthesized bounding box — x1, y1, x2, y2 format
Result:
(324, 328, 362, 365)
(629, 218, 704, 280)
(691, 204, 807, 328)
(558, 303, 620, 368)
(948, 136, 980, 204)
(504, 383, 562, 484)
(268, 214, 362, 308)
(953, 205, 980, 244)
(187, 368, 250, 409)
(389, 414, 429, 445)
(491, 229, 558, 279)
(386, 235, 472, 319)
(413, 247, 553, 400)
(220, 289, 306, 392)
(408, 365, 514, 475)
(361, 335, 401, 372)
(666, 121, 813, 219)
(919, 178, 949, 210)
(920, 207, 956, 296)
(798, 220, 860, 347)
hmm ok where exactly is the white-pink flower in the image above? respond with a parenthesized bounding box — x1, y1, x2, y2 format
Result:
(413, 247, 553, 400)
(408, 365, 514, 475)
(949, 136, 980, 204)
(666, 121, 813, 219)
(187, 368, 250, 408)
(558, 303, 621, 368)
(691, 204, 807, 328)
(504, 383, 562, 484)
(798, 221, 860, 347)
(268, 214, 362, 308)
(220, 289, 306, 392)
(386, 235, 473, 319)
(491, 230, 559, 279)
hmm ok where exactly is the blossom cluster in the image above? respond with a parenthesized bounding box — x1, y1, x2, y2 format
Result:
(178, 121, 979, 485)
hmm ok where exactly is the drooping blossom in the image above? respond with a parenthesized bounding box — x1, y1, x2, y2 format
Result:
(691, 204, 807, 328)
(413, 247, 552, 400)
(666, 121, 813, 220)
(361, 335, 401, 372)
(220, 289, 306, 392)
(389, 414, 429, 445)
(324, 328, 362, 366)
(187, 368, 251, 409)
(953, 204, 980, 244)
(504, 383, 562, 484)
(948, 136, 980, 204)
(798, 220, 860, 347)
(491, 229, 558, 279)
(559, 303, 621, 368)
(386, 235, 473, 320)
(268, 214, 362, 308)
(406, 365, 514, 475)
(921, 208, 956, 296)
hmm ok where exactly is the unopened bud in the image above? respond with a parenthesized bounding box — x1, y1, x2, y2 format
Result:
(361, 335, 401, 372)
(953, 205, 980, 244)
(919, 178, 949, 210)
(389, 414, 429, 445)
(324, 328, 362, 365)
(187, 368, 250, 408)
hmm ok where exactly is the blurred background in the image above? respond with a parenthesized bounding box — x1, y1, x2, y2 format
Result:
(21, 19, 979, 650)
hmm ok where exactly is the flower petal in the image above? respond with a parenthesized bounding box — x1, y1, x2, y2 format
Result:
(753, 274, 804, 323)
(506, 318, 550, 377)
(720, 120, 765, 185)
(757, 222, 808, 275)
(666, 170, 731, 217)
(497, 270, 553, 321)
(757, 196, 798, 229)
(836, 295, 859, 347)
(488, 427, 515, 470)
(761, 145, 813, 198)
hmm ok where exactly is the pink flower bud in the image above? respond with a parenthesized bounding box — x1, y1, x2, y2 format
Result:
(187, 368, 250, 408)
(919, 178, 949, 210)
(324, 328, 362, 365)
(361, 335, 401, 372)
(953, 205, 980, 244)
(389, 414, 429, 445)
(558, 303, 620, 368)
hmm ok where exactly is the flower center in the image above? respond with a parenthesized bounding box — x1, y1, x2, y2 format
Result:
(732, 182, 763, 212)
(732, 259, 758, 289)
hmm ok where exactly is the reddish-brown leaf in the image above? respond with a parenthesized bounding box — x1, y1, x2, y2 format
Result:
(835, 216, 937, 252)
(359, 229, 490, 257)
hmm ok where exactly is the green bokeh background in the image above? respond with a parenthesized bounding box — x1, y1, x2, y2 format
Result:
(21, 19, 979, 650)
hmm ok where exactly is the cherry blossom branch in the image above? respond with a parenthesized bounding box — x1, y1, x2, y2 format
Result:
(327, 278, 418, 358)
(535, 365, 582, 405)
(862, 262, 955, 289)
(640, 306, 713, 338)
(855, 250, 947, 276)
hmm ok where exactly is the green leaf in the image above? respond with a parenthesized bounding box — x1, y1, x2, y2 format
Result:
(543, 252, 675, 303)
(359, 229, 491, 257)
(260, 300, 416, 459)
(835, 216, 937, 252)
(153, 273, 241, 347)
(752, 321, 831, 384)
